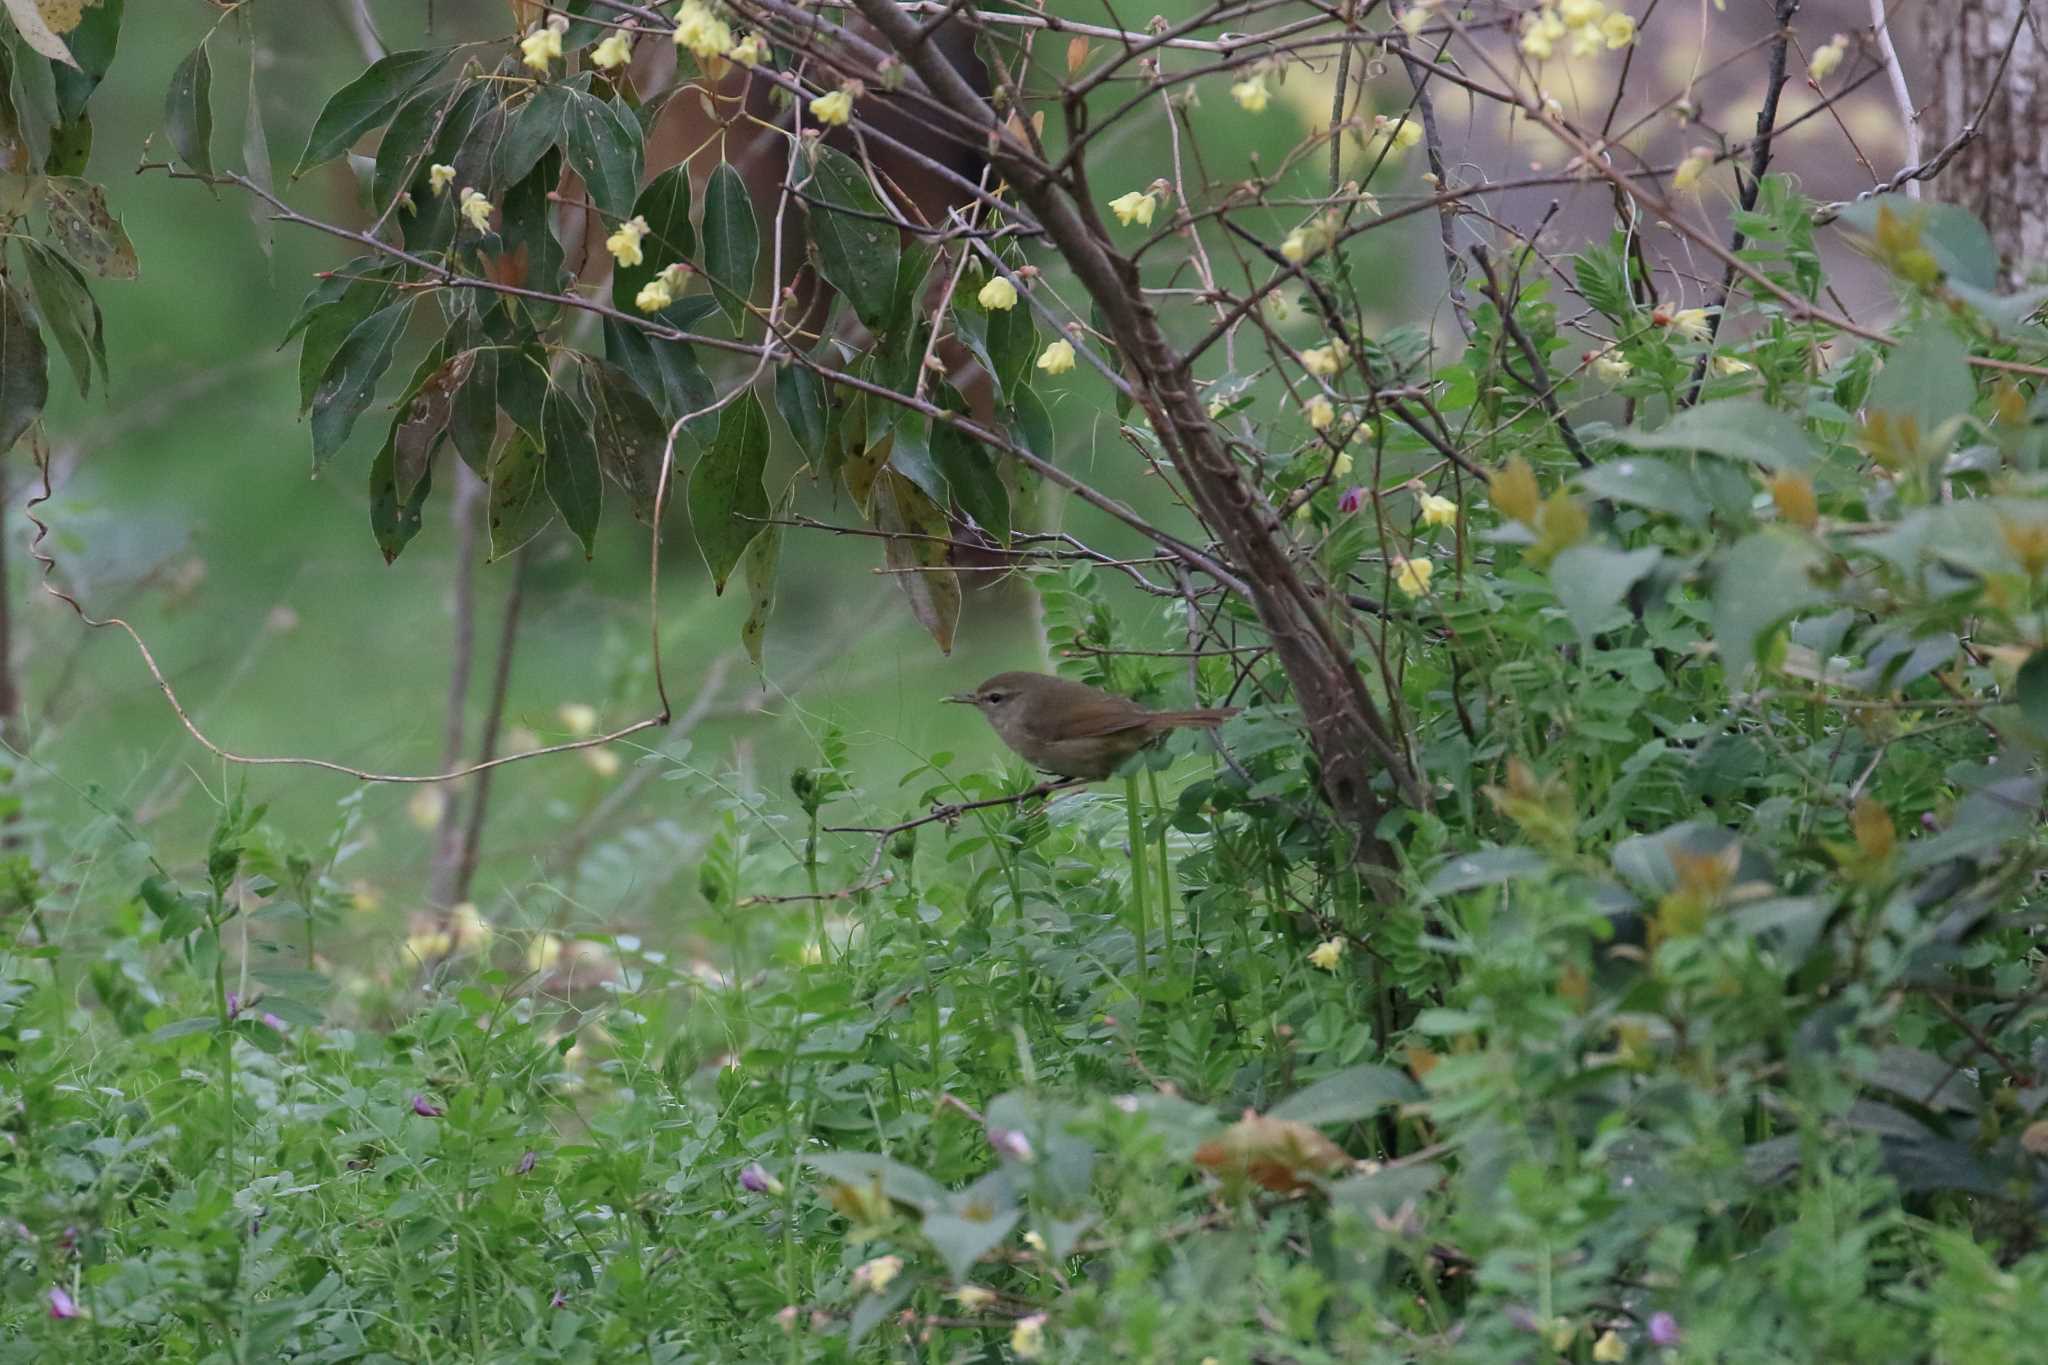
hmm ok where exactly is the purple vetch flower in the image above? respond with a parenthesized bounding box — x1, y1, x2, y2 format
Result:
(1338, 486, 1365, 515)
(739, 1162, 783, 1195)
(410, 1094, 445, 1118)
(987, 1127, 1035, 1163)
(226, 992, 242, 1021)
(1922, 811, 1939, 831)
(549, 1289, 569, 1309)
(48, 1286, 80, 1320)
(1648, 1312, 1681, 1347)
(517, 1150, 538, 1175)
(259, 1012, 288, 1035)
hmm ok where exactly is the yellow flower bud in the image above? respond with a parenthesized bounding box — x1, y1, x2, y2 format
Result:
(458, 187, 493, 233)
(428, 163, 456, 196)
(635, 277, 675, 313)
(1600, 12, 1636, 48)
(729, 33, 766, 67)
(1036, 338, 1076, 375)
(1419, 492, 1458, 528)
(1810, 34, 1847, 82)
(1231, 76, 1269, 113)
(1393, 555, 1435, 597)
(589, 32, 634, 71)
(605, 215, 649, 267)
(521, 26, 563, 73)
(977, 275, 1018, 311)
(1308, 938, 1345, 970)
(1305, 394, 1335, 430)
(809, 88, 854, 126)
(1108, 190, 1157, 227)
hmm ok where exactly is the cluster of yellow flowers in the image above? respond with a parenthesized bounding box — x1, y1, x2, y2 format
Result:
(1392, 555, 1435, 597)
(810, 86, 855, 126)
(1280, 215, 1337, 264)
(1107, 189, 1159, 228)
(1366, 113, 1425, 158)
(673, 0, 734, 60)
(606, 215, 650, 267)
(1299, 338, 1350, 377)
(1308, 937, 1345, 970)
(1521, 1, 1636, 60)
(1231, 73, 1270, 113)
(635, 262, 691, 313)
(520, 16, 567, 73)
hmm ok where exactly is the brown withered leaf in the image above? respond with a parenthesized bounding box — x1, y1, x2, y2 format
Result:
(1193, 1110, 1350, 1194)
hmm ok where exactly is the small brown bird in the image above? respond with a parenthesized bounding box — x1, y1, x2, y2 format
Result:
(947, 671, 1239, 780)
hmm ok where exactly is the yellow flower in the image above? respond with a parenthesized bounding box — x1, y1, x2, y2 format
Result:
(589, 32, 634, 71)
(1558, 0, 1605, 24)
(1305, 394, 1335, 430)
(521, 26, 563, 73)
(1590, 349, 1632, 382)
(1569, 23, 1605, 58)
(952, 1285, 996, 1311)
(1711, 353, 1754, 376)
(1332, 450, 1353, 477)
(658, 261, 690, 291)
(1672, 146, 1712, 192)
(1371, 114, 1424, 153)
(1520, 7, 1566, 58)
(1036, 338, 1076, 375)
(583, 747, 621, 778)
(635, 277, 676, 313)
(1022, 1230, 1047, 1252)
(1280, 230, 1308, 263)
(1419, 492, 1458, 527)
(1670, 307, 1711, 342)
(1809, 34, 1847, 82)
(729, 33, 766, 67)
(559, 702, 599, 735)
(527, 932, 565, 973)
(1400, 7, 1429, 37)
(853, 1254, 903, 1295)
(1393, 555, 1435, 597)
(809, 88, 854, 126)
(459, 187, 493, 232)
(605, 216, 649, 267)
(1600, 12, 1636, 48)
(1308, 938, 1345, 971)
(799, 940, 823, 965)
(428, 163, 456, 196)
(450, 902, 492, 948)
(1300, 339, 1349, 377)
(1011, 1314, 1048, 1361)
(1108, 190, 1157, 227)
(1593, 1330, 1627, 1363)
(977, 275, 1018, 311)
(1231, 76, 1269, 113)
(672, 1, 734, 60)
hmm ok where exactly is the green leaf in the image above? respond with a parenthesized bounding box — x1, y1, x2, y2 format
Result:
(1549, 544, 1662, 644)
(932, 419, 1008, 542)
(242, 52, 273, 259)
(1421, 847, 1550, 896)
(309, 301, 413, 469)
(495, 340, 550, 439)
(7, 37, 60, 170)
(368, 420, 433, 563)
(1576, 456, 1709, 525)
(371, 80, 460, 217)
(294, 49, 450, 175)
(149, 1016, 217, 1043)
(542, 376, 604, 557)
(1834, 198, 1999, 292)
(49, 0, 119, 123)
(586, 360, 671, 523)
(700, 162, 758, 332)
(0, 280, 49, 454)
(560, 88, 641, 219)
(164, 42, 213, 175)
(21, 240, 103, 398)
(39, 176, 138, 278)
(920, 1173, 1019, 1282)
(1614, 398, 1816, 471)
(2015, 649, 2048, 738)
(1868, 325, 1975, 439)
(487, 429, 553, 560)
(875, 472, 959, 654)
(296, 276, 392, 412)
(1712, 529, 1828, 682)
(498, 148, 566, 295)
(604, 314, 714, 421)
(740, 477, 792, 667)
(1573, 242, 1632, 320)
(447, 345, 498, 474)
(803, 144, 899, 332)
(494, 83, 569, 188)
(1267, 1064, 1420, 1126)
(803, 1151, 947, 1215)
(687, 390, 770, 592)
(390, 343, 464, 502)
(2, 0, 77, 65)
(609, 164, 694, 316)
(42, 112, 90, 176)
(1008, 383, 1053, 464)
(774, 359, 827, 456)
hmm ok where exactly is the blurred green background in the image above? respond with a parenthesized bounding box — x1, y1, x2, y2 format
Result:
(18, 0, 1424, 941)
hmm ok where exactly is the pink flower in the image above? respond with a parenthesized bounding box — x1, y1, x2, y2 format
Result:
(410, 1094, 444, 1118)
(739, 1162, 784, 1194)
(48, 1286, 80, 1319)
(987, 1127, 1035, 1162)
(550, 1288, 569, 1309)
(1648, 1312, 1680, 1346)
(226, 992, 241, 1020)
(259, 1012, 288, 1035)
(1338, 486, 1364, 515)
(517, 1150, 538, 1174)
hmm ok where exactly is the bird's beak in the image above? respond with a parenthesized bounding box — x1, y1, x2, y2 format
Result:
(944, 691, 976, 705)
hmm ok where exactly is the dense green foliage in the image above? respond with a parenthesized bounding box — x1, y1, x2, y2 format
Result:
(6, 1, 2048, 1362)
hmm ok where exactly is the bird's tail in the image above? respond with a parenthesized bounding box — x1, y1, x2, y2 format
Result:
(1151, 707, 1239, 730)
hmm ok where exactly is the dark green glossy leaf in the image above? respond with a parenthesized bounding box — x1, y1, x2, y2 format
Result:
(402, 81, 496, 257)
(701, 162, 757, 332)
(40, 177, 137, 278)
(296, 276, 392, 412)
(560, 87, 641, 220)
(603, 312, 714, 421)
(803, 144, 898, 332)
(609, 164, 694, 316)
(50, 0, 120, 123)
(494, 83, 569, 188)
(295, 49, 450, 175)
(372, 80, 460, 217)
(542, 375, 604, 557)
(687, 389, 770, 593)
(369, 420, 434, 563)
(43, 112, 90, 176)
(497, 148, 566, 295)
(1008, 382, 1053, 464)
(740, 477, 792, 667)
(932, 419, 1008, 542)
(391, 342, 465, 502)
(586, 360, 670, 523)
(774, 360, 827, 458)
(487, 429, 553, 560)
(448, 346, 498, 474)
(21, 240, 103, 398)
(309, 300, 412, 469)
(164, 42, 213, 175)
(0, 281, 49, 454)
(495, 340, 550, 439)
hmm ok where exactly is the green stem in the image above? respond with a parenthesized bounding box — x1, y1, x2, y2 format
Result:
(1124, 774, 1149, 986)
(1146, 768, 1174, 972)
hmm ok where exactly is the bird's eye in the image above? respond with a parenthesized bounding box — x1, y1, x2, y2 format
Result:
(985, 691, 1005, 703)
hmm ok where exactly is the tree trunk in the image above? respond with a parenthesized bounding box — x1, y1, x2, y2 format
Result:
(1921, 0, 2046, 284)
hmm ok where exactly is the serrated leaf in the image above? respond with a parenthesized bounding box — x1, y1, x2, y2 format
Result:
(40, 176, 138, 278)
(542, 376, 604, 557)
(0, 281, 49, 454)
(1615, 398, 1816, 472)
(309, 301, 412, 468)
(295, 49, 450, 175)
(4, 0, 76, 65)
(688, 390, 770, 592)
(701, 163, 757, 332)
(165, 42, 213, 175)
(21, 240, 103, 398)
(560, 88, 641, 219)
(804, 144, 899, 332)
(740, 478, 791, 667)
(487, 429, 553, 559)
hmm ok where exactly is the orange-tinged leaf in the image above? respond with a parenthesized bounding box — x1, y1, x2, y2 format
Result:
(1193, 1110, 1350, 1193)
(1066, 37, 1089, 77)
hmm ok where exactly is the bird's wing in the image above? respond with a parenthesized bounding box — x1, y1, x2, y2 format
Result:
(1027, 693, 1153, 740)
